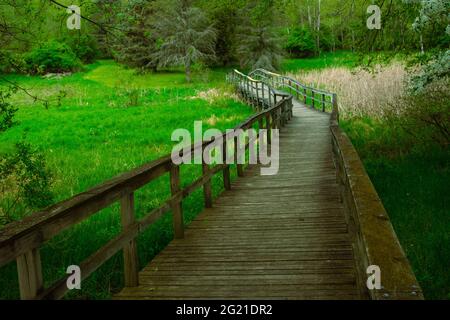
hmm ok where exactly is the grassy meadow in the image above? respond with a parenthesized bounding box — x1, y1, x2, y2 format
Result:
(0, 60, 252, 299)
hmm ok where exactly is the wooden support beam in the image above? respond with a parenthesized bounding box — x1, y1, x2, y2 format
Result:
(170, 164, 184, 238)
(17, 248, 43, 300)
(222, 139, 231, 191)
(120, 192, 139, 287)
(202, 146, 213, 208)
(235, 136, 244, 177)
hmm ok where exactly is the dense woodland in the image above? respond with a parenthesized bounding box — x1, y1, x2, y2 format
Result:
(0, 0, 449, 299)
(0, 1, 449, 75)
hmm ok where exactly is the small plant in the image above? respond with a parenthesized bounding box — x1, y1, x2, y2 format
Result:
(23, 40, 82, 75)
(0, 140, 53, 224)
(0, 88, 18, 132)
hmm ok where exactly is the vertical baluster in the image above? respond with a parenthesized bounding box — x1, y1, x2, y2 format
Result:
(17, 248, 43, 299)
(170, 164, 184, 239)
(235, 135, 244, 177)
(266, 113, 271, 145)
(332, 93, 339, 123)
(322, 93, 326, 112)
(120, 192, 139, 287)
(261, 83, 265, 108)
(202, 144, 213, 208)
(222, 136, 231, 190)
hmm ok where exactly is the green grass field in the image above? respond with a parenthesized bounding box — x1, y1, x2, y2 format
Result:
(281, 51, 358, 72)
(0, 60, 252, 299)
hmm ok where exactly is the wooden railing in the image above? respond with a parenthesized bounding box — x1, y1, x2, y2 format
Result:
(0, 70, 293, 300)
(328, 89, 423, 300)
(249, 68, 336, 112)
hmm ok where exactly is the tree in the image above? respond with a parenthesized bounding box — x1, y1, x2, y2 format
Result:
(235, 0, 283, 71)
(113, 0, 159, 71)
(152, 0, 217, 82)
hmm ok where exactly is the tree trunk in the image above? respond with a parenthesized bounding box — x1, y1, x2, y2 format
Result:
(185, 60, 192, 83)
(420, 34, 425, 54)
(316, 0, 321, 56)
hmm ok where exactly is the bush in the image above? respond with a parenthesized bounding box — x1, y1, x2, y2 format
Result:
(0, 88, 18, 132)
(284, 27, 316, 58)
(389, 78, 450, 148)
(0, 141, 53, 224)
(24, 41, 82, 74)
(62, 34, 99, 63)
(0, 51, 26, 74)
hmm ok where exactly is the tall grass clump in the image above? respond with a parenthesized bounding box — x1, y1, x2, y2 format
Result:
(288, 63, 407, 119)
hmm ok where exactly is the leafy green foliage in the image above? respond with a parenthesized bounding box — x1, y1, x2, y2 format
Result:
(394, 78, 450, 147)
(0, 140, 53, 224)
(284, 27, 316, 58)
(24, 41, 82, 74)
(0, 88, 18, 132)
(63, 34, 100, 64)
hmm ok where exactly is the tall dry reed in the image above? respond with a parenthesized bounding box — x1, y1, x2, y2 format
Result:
(287, 63, 407, 119)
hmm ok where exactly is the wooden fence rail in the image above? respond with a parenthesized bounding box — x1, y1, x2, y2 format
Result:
(0, 70, 293, 300)
(249, 68, 336, 112)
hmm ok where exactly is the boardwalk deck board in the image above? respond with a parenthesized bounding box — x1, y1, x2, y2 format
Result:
(115, 98, 365, 300)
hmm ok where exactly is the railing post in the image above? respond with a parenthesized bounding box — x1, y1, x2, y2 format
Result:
(16, 248, 43, 300)
(296, 83, 299, 99)
(322, 93, 326, 112)
(332, 93, 339, 123)
(312, 91, 315, 109)
(170, 164, 184, 239)
(202, 144, 213, 208)
(120, 192, 139, 287)
(235, 135, 244, 177)
(261, 83, 265, 108)
(222, 137, 231, 190)
(256, 82, 260, 110)
(266, 113, 271, 145)
(303, 88, 307, 104)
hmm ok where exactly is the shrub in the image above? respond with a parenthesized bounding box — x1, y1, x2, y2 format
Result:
(0, 141, 53, 224)
(0, 88, 18, 132)
(63, 34, 99, 63)
(392, 78, 450, 148)
(0, 51, 26, 74)
(24, 41, 82, 74)
(284, 27, 316, 58)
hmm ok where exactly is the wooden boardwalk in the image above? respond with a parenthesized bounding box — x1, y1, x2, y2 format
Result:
(0, 68, 421, 300)
(115, 99, 364, 300)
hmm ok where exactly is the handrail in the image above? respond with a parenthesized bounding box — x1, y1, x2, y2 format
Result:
(226, 69, 288, 111)
(248, 68, 337, 112)
(0, 70, 293, 300)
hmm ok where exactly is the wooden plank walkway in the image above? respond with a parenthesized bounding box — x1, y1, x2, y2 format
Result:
(115, 98, 363, 300)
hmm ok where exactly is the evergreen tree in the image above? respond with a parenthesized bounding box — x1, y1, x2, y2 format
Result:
(152, 0, 217, 82)
(236, 1, 282, 71)
(113, 0, 159, 72)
